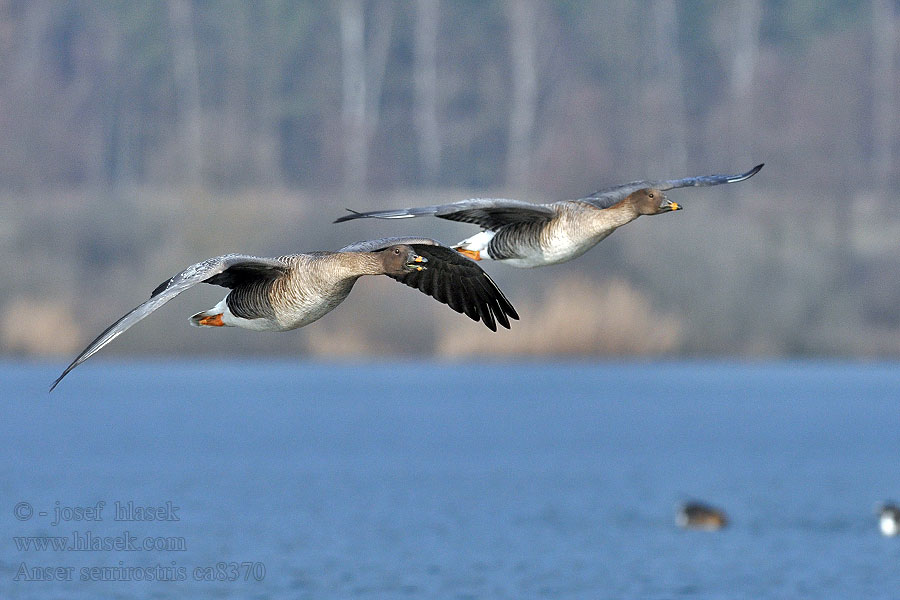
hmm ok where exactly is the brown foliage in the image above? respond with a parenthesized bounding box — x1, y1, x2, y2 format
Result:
(436, 275, 683, 357)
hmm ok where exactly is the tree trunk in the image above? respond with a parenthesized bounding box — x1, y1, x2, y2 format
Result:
(414, 0, 440, 184)
(339, 0, 394, 194)
(340, 0, 368, 194)
(649, 0, 687, 175)
(364, 0, 394, 135)
(239, 4, 282, 186)
(10, 1, 54, 189)
(729, 0, 762, 171)
(167, 0, 203, 187)
(872, 0, 897, 191)
(504, 0, 538, 190)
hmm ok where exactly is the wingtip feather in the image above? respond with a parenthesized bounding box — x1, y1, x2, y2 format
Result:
(734, 163, 764, 182)
(333, 208, 362, 223)
(49, 367, 71, 393)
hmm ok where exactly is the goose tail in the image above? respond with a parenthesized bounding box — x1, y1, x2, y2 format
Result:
(452, 231, 495, 261)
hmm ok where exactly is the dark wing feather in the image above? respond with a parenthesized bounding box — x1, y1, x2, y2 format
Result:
(335, 199, 556, 231)
(579, 163, 764, 209)
(379, 242, 518, 331)
(50, 254, 288, 392)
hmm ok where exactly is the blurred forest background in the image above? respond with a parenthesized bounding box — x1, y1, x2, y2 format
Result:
(2, 0, 900, 360)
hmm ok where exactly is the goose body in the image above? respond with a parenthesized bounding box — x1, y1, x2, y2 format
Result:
(336, 164, 763, 268)
(51, 237, 518, 391)
(189, 253, 376, 332)
(470, 200, 645, 267)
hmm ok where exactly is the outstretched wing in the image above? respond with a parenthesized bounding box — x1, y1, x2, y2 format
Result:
(579, 163, 764, 209)
(338, 237, 440, 253)
(50, 254, 288, 392)
(340, 237, 519, 331)
(335, 198, 556, 232)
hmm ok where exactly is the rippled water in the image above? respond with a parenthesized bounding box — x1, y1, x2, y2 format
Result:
(2, 360, 899, 598)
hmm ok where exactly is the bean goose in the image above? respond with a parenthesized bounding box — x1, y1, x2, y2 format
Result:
(336, 164, 763, 268)
(50, 237, 518, 391)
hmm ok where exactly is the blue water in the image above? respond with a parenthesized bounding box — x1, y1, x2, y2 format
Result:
(2, 360, 899, 598)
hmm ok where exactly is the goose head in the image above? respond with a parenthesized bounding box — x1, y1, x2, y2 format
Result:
(381, 244, 428, 275)
(630, 188, 681, 215)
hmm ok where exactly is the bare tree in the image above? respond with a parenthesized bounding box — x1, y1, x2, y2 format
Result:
(729, 0, 762, 170)
(340, 0, 367, 194)
(364, 0, 395, 157)
(872, 0, 897, 191)
(504, 0, 538, 190)
(339, 0, 394, 194)
(224, 4, 282, 186)
(167, 0, 203, 186)
(7, 1, 55, 189)
(647, 1, 687, 175)
(414, 0, 441, 184)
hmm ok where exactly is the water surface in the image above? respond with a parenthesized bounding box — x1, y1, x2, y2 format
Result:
(2, 360, 899, 598)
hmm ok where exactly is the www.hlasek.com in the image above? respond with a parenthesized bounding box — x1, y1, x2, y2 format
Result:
(14, 530, 186, 552)
(14, 561, 266, 582)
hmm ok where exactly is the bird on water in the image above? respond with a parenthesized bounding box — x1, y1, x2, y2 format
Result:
(676, 501, 728, 531)
(336, 164, 764, 268)
(50, 237, 518, 391)
(879, 503, 899, 537)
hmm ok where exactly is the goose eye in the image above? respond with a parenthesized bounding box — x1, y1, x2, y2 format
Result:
(648, 193, 654, 199)
(393, 248, 401, 255)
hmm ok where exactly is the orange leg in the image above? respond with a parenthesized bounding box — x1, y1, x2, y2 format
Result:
(198, 313, 225, 327)
(455, 248, 481, 261)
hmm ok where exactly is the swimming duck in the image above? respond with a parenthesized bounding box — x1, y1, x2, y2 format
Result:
(879, 503, 900, 536)
(676, 502, 728, 531)
(50, 237, 518, 391)
(336, 164, 763, 268)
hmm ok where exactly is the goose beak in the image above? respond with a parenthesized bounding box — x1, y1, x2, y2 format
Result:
(666, 201, 682, 212)
(408, 254, 428, 271)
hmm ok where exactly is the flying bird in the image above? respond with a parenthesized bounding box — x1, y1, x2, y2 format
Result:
(50, 237, 518, 391)
(336, 164, 763, 268)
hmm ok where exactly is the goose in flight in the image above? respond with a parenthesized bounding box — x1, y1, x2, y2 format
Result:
(50, 237, 518, 391)
(336, 164, 763, 268)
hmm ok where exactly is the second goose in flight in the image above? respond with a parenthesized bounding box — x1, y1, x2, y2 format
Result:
(336, 164, 763, 268)
(50, 237, 518, 391)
